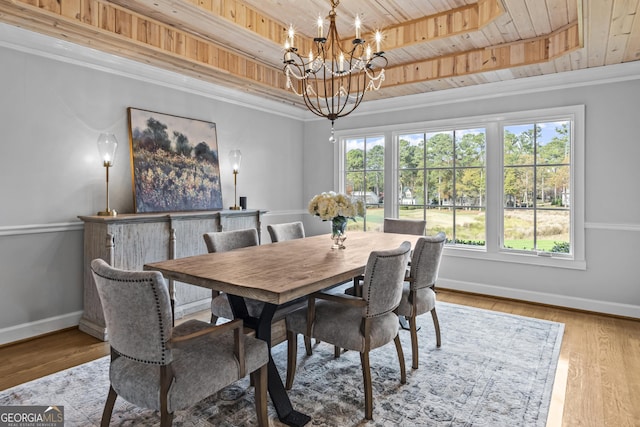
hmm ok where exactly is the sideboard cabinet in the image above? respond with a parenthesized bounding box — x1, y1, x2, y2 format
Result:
(78, 210, 265, 341)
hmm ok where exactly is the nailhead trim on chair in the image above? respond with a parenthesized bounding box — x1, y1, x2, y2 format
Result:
(411, 243, 426, 290)
(364, 251, 408, 318)
(92, 269, 170, 365)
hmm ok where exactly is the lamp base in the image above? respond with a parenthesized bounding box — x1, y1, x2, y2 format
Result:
(229, 206, 241, 211)
(97, 209, 117, 217)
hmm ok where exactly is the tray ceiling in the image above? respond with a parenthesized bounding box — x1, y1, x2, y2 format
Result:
(1, 0, 638, 108)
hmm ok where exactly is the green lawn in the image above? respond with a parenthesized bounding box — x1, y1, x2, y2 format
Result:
(503, 239, 558, 251)
(347, 205, 569, 252)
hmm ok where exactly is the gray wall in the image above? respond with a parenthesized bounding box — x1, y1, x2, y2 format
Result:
(303, 71, 640, 317)
(1, 22, 639, 344)
(0, 24, 306, 343)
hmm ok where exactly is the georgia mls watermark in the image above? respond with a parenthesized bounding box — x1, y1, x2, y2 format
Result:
(0, 406, 64, 427)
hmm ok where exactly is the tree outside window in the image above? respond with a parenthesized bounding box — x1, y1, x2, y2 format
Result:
(398, 129, 486, 246)
(338, 106, 581, 265)
(503, 121, 571, 253)
(344, 136, 384, 231)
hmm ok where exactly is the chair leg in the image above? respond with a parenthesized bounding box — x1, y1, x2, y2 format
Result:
(360, 352, 373, 420)
(286, 330, 298, 390)
(409, 315, 420, 369)
(303, 336, 313, 356)
(431, 308, 442, 348)
(393, 335, 407, 384)
(160, 410, 174, 427)
(252, 364, 269, 427)
(100, 386, 117, 427)
(159, 366, 173, 427)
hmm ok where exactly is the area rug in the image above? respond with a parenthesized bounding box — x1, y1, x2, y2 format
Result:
(0, 302, 564, 426)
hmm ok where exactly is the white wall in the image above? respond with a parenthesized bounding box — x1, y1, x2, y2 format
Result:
(303, 65, 640, 318)
(0, 24, 307, 343)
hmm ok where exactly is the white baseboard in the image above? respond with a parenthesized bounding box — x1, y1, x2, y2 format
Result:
(439, 278, 640, 319)
(174, 299, 212, 319)
(0, 311, 83, 346)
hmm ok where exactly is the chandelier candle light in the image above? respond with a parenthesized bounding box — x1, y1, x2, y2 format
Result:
(96, 133, 118, 217)
(283, 0, 387, 142)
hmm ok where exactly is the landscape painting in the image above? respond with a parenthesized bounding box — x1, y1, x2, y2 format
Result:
(128, 108, 222, 213)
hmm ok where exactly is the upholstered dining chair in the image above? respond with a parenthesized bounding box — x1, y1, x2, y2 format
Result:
(285, 242, 411, 420)
(383, 217, 427, 235)
(267, 221, 305, 242)
(204, 228, 308, 347)
(395, 232, 446, 369)
(351, 218, 426, 300)
(204, 228, 261, 324)
(90, 259, 269, 427)
(381, 218, 427, 329)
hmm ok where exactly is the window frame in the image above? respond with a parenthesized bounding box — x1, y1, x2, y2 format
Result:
(396, 127, 488, 247)
(335, 105, 585, 270)
(500, 118, 573, 257)
(337, 132, 386, 231)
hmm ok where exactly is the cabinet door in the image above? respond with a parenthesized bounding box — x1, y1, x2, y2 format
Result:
(111, 221, 171, 269)
(171, 216, 220, 317)
(80, 219, 171, 340)
(221, 211, 264, 241)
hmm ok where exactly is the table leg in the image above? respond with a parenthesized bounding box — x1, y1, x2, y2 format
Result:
(228, 296, 311, 427)
(399, 315, 410, 330)
(399, 315, 420, 331)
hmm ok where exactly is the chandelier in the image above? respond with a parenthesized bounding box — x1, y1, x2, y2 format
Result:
(283, 0, 387, 142)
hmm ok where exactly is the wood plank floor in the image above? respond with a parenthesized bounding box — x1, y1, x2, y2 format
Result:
(1, 289, 638, 426)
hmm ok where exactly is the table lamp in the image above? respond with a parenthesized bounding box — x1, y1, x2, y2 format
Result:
(97, 133, 118, 216)
(229, 149, 242, 210)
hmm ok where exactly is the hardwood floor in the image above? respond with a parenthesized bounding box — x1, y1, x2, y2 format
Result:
(1, 289, 638, 426)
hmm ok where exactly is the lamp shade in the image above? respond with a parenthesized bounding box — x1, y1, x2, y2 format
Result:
(97, 133, 118, 165)
(229, 149, 242, 172)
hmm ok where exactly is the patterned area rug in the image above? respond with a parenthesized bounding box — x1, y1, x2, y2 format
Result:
(0, 302, 564, 426)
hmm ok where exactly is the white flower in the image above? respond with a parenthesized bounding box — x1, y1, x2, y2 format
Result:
(308, 191, 364, 221)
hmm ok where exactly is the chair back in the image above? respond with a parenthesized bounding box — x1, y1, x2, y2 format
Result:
(383, 218, 426, 235)
(362, 241, 411, 317)
(91, 259, 173, 365)
(410, 233, 446, 290)
(204, 228, 259, 253)
(267, 221, 305, 242)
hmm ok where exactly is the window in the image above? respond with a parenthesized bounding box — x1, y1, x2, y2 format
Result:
(502, 121, 571, 255)
(337, 105, 584, 268)
(343, 135, 384, 231)
(398, 129, 486, 246)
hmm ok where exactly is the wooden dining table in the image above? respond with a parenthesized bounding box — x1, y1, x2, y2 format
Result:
(144, 231, 420, 426)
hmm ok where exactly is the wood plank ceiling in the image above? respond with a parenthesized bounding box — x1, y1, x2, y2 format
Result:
(1, 0, 639, 108)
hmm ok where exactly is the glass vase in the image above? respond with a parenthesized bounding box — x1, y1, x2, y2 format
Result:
(331, 216, 348, 249)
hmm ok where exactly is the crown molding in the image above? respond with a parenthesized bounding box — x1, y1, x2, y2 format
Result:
(2, 22, 639, 125)
(345, 61, 640, 120)
(0, 23, 307, 121)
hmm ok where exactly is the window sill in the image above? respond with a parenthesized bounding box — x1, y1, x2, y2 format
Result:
(443, 245, 586, 270)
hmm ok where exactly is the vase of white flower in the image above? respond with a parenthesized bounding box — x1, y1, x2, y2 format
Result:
(331, 216, 348, 249)
(308, 191, 364, 249)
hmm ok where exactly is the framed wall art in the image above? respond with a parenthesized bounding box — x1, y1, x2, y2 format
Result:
(128, 107, 223, 213)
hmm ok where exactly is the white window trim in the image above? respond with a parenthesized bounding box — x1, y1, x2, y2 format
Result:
(335, 105, 585, 270)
